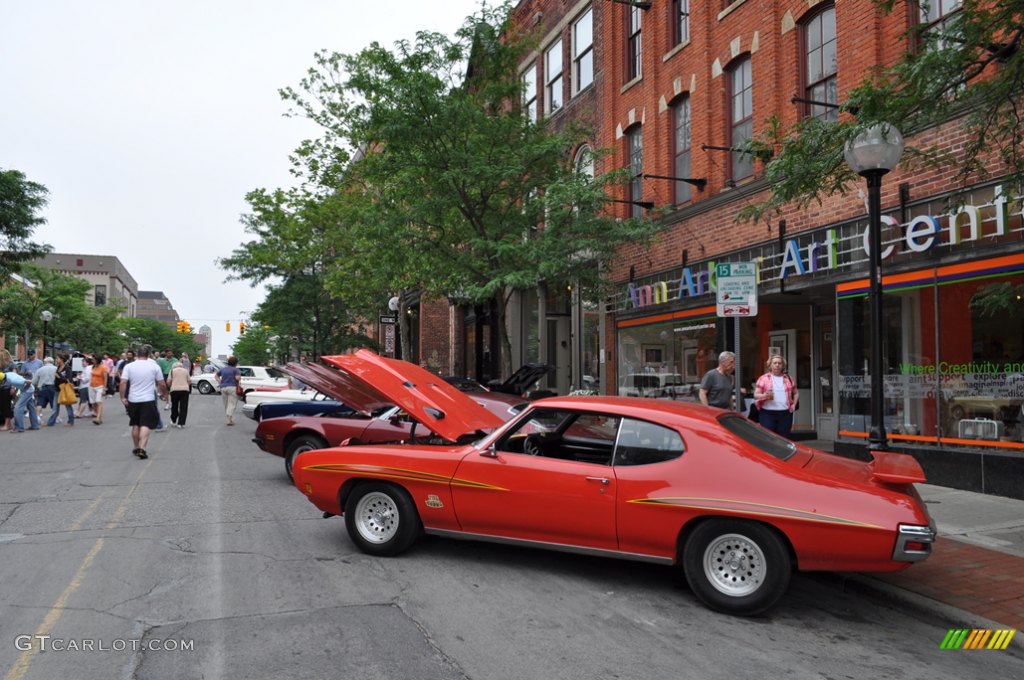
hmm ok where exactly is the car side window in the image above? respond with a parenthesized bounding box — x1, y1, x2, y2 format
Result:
(495, 408, 619, 465)
(239, 367, 254, 377)
(613, 418, 685, 466)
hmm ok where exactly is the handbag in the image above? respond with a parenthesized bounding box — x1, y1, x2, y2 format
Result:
(235, 385, 244, 396)
(58, 381, 78, 405)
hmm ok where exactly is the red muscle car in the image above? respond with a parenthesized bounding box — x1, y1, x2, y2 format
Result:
(291, 350, 936, 616)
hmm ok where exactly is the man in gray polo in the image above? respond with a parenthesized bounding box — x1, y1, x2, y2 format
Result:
(699, 351, 736, 410)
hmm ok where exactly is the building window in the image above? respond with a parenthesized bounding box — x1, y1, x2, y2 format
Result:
(728, 56, 753, 180)
(523, 67, 538, 123)
(573, 9, 593, 94)
(575, 144, 594, 180)
(804, 5, 837, 122)
(545, 40, 563, 114)
(672, 96, 692, 204)
(672, 0, 690, 47)
(95, 284, 107, 306)
(627, 126, 643, 218)
(919, 0, 963, 50)
(626, 6, 642, 81)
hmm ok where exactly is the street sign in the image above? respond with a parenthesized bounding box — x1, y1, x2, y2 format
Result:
(379, 315, 397, 325)
(716, 262, 758, 317)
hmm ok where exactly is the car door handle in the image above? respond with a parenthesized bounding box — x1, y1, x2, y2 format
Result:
(586, 476, 610, 485)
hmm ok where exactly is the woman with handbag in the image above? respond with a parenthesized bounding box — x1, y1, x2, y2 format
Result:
(53, 352, 77, 426)
(215, 356, 242, 426)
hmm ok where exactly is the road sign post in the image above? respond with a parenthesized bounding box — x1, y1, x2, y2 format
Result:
(716, 263, 759, 412)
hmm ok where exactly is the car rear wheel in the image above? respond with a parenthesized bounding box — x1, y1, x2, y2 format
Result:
(344, 482, 421, 557)
(682, 519, 791, 616)
(285, 434, 327, 481)
(197, 380, 215, 395)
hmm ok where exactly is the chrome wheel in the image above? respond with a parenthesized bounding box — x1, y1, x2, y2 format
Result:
(702, 532, 766, 597)
(353, 491, 400, 544)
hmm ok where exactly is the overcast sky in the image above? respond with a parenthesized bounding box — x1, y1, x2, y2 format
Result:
(1, 0, 483, 356)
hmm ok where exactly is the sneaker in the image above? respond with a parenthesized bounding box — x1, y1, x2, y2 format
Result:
(164, 403, 170, 410)
(133, 448, 148, 459)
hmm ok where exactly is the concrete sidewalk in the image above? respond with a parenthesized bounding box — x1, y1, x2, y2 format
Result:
(806, 440, 1024, 633)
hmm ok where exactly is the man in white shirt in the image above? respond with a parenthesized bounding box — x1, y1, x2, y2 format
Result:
(119, 345, 168, 459)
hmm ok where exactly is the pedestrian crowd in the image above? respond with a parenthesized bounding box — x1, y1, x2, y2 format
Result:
(0, 346, 213, 435)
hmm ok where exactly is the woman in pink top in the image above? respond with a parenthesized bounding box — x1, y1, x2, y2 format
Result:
(753, 354, 799, 438)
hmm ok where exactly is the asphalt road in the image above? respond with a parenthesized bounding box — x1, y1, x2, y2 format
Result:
(1, 395, 1021, 680)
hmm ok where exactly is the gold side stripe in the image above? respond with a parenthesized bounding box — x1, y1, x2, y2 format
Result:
(301, 464, 507, 491)
(628, 498, 884, 529)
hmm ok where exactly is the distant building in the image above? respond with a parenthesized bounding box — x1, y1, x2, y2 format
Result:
(34, 253, 138, 316)
(197, 325, 212, 360)
(137, 290, 180, 330)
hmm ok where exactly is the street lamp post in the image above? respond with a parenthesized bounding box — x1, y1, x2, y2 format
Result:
(844, 123, 904, 451)
(41, 310, 53, 359)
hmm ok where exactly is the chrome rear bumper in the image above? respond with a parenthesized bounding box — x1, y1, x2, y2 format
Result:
(892, 522, 937, 562)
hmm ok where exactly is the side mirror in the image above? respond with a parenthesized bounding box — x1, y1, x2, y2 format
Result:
(480, 445, 498, 459)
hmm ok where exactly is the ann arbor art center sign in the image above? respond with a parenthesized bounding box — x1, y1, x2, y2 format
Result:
(623, 185, 1021, 311)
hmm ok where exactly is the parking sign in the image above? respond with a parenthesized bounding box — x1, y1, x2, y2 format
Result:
(716, 262, 758, 317)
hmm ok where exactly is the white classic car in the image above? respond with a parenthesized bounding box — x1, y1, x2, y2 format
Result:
(191, 365, 290, 395)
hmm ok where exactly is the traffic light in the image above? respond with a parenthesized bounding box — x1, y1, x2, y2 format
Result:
(183, 322, 191, 334)
(226, 322, 231, 332)
(239, 321, 246, 335)
(176, 321, 184, 334)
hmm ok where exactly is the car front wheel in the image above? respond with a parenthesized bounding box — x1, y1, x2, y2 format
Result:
(285, 434, 327, 481)
(196, 380, 215, 395)
(682, 519, 791, 616)
(344, 482, 421, 557)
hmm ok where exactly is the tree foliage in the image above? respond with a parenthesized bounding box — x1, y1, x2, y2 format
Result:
(218, 187, 373, 357)
(0, 169, 51, 278)
(278, 4, 661, 373)
(740, 0, 1024, 223)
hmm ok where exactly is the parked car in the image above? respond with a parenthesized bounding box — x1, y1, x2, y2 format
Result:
(620, 372, 696, 399)
(242, 389, 345, 421)
(191, 365, 289, 395)
(253, 358, 526, 480)
(290, 350, 936, 616)
(246, 398, 352, 422)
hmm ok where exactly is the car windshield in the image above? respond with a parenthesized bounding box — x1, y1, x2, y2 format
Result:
(266, 367, 286, 378)
(717, 414, 797, 461)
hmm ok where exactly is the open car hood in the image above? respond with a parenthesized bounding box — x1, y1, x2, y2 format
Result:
(299, 350, 505, 442)
(280, 361, 393, 414)
(489, 362, 551, 395)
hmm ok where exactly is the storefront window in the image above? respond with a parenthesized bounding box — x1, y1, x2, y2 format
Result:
(617, 316, 718, 400)
(838, 260, 1024, 445)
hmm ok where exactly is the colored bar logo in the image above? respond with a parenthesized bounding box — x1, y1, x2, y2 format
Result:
(940, 628, 1016, 650)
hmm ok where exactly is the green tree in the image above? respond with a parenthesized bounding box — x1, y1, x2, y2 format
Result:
(116, 317, 201, 357)
(0, 169, 51, 278)
(740, 0, 1024, 223)
(218, 188, 371, 358)
(280, 5, 660, 375)
(230, 323, 276, 365)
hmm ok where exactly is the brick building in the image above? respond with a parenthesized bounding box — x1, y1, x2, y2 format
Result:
(503, 0, 1024, 497)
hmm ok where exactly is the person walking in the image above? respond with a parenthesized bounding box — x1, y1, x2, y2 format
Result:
(156, 348, 175, 410)
(20, 349, 43, 420)
(753, 354, 800, 438)
(5, 370, 39, 432)
(216, 356, 242, 426)
(89, 356, 110, 424)
(32, 357, 58, 426)
(699, 351, 737, 410)
(53, 353, 76, 427)
(0, 349, 15, 431)
(75, 356, 93, 419)
(119, 345, 168, 459)
(167, 360, 191, 428)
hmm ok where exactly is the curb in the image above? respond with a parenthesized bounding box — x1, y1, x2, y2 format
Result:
(809, 572, 1024, 654)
